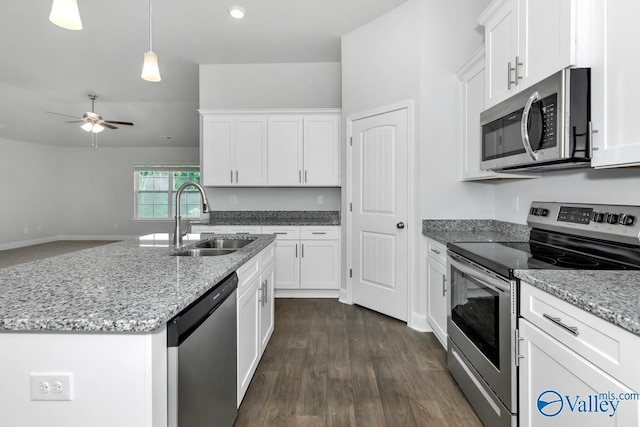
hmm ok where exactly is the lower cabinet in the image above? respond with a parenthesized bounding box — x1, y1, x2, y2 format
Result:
(236, 242, 275, 407)
(425, 238, 448, 348)
(518, 282, 640, 426)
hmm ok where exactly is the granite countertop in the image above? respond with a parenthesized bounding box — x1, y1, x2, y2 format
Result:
(0, 233, 275, 333)
(197, 210, 341, 226)
(515, 270, 640, 336)
(422, 219, 531, 244)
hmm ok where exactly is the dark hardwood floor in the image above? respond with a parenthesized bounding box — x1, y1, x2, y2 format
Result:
(235, 299, 482, 427)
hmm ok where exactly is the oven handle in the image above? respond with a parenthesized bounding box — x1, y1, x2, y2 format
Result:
(521, 91, 540, 161)
(448, 252, 512, 294)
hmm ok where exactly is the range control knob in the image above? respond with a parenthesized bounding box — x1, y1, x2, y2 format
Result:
(529, 207, 537, 215)
(619, 214, 636, 226)
(592, 212, 605, 223)
(606, 213, 620, 224)
(539, 208, 549, 217)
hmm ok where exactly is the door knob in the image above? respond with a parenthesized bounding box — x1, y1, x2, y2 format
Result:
(397, 222, 405, 229)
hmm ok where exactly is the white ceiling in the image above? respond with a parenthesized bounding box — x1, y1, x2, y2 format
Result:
(0, 0, 408, 148)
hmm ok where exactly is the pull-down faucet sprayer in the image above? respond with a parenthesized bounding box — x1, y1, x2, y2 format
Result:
(172, 181, 209, 246)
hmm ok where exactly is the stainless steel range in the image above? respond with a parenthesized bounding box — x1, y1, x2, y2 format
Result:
(446, 202, 640, 427)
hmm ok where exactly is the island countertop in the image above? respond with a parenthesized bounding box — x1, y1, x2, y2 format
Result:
(0, 233, 275, 333)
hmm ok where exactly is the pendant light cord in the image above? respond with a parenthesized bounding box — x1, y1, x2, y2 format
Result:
(148, 0, 153, 52)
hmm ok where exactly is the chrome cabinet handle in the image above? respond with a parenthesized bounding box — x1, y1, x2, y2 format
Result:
(507, 61, 515, 90)
(264, 279, 268, 304)
(543, 313, 579, 336)
(274, 232, 287, 235)
(299, 170, 302, 183)
(235, 170, 238, 183)
(311, 232, 327, 235)
(295, 243, 298, 258)
(430, 248, 441, 255)
(301, 243, 304, 257)
(230, 170, 233, 184)
(442, 277, 447, 297)
(304, 170, 308, 183)
(521, 91, 540, 161)
(515, 56, 523, 85)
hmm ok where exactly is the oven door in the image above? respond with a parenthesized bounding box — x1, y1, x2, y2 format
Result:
(447, 251, 517, 411)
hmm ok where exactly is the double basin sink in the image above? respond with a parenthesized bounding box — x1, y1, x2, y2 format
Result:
(173, 238, 254, 257)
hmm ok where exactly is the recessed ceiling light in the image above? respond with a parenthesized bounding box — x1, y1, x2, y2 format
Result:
(228, 6, 246, 19)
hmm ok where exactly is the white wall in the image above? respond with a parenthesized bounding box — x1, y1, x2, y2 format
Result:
(198, 61, 343, 211)
(494, 168, 640, 224)
(56, 146, 199, 238)
(199, 62, 342, 109)
(0, 138, 60, 247)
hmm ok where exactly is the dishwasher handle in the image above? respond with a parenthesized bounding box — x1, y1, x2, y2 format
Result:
(167, 272, 238, 347)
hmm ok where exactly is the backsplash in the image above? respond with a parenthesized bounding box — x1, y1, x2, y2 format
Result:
(422, 219, 531, 240)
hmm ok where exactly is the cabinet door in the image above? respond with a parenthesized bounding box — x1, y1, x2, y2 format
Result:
(235, 116, 267, 185)
(201, 116, 234, 186)
(519, 319, 640, 427)
(483, 0, 519, 108)
(426, 257, 448, 349)
(303, 115, 340, 186)
(267, 116, 304, 186)
(300, 239, 340, 289)
(591, 0, 640, 168)
(259, 261, 275, 354)
(237, 277, 260, 406)
(272, 240, 300, 289)
(518, 0, 573, 89)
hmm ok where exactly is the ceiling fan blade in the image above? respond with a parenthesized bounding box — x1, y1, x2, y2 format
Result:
(104, 120, 134, 126)
(46, 111, 81, 119)
(64, 120, 84, 123)
(102, 123, 118, 130)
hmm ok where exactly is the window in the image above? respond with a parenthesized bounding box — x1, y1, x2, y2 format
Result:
(134, 165, 202, 220)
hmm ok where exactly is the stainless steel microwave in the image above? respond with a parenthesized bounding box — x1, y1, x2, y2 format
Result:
(480, 68, 591, 172)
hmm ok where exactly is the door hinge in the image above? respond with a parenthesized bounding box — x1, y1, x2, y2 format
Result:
(350, 136, 353, 146)
(349, 269, 353, 278)
(349, 202, 352, 212)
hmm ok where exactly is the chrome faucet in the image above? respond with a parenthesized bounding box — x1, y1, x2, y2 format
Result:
(172, 181, 210, 246)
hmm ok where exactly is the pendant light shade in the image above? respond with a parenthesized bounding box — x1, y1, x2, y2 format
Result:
(141, 0, 161, 82)
(141, 51, 161, 82)
(49, 0, 83, 30)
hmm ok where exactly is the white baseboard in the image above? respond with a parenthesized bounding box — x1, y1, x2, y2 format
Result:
(408, 312, 431, 333)
(338, 288, 352, 305)
(0, 235, 132, 251)
(274, 289, 340, 298)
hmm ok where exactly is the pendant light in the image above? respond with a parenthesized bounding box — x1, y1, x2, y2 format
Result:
(141, 0, 161, 82)
(49, 0, 83, 30)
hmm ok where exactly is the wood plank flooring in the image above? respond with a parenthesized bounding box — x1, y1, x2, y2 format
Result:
(235, 299, 482, 427)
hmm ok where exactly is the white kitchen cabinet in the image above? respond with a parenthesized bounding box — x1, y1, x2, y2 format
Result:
(456, 47, 538, 181)
(518, 282, 640, 426)
(478, 0, 591, 108)
(590, 0, 640, 168)
(236, 242, 276, 407)
(425, 238, 448, 348)
(262, 225, 341, 294)
(201, 114, 267, 186)
(267, 113, 340, 186)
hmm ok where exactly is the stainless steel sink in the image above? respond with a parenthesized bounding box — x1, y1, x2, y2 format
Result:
(173, 248, 238, 257)
(197, 238, 254, 250)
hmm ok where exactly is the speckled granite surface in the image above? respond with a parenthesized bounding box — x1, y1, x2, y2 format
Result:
(0, 233, 275, 333)
(199, 210, 340, 226)
(515, 270, 640, 336)
(422, 219, 530, 244)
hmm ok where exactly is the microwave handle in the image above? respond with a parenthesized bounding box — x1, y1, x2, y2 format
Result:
(521, 91, 540, 161)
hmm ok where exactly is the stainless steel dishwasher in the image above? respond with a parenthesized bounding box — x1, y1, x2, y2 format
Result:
(167, 272, 238, 427)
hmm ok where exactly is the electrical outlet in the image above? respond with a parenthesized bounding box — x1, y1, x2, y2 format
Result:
(30, 373, 73, 401)
(317, 196, 324, 205)
(511, 196, 520, 212)
(230, 195, 237, 205)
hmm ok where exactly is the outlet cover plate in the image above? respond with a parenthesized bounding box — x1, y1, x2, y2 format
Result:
(30, 372, 73, 401)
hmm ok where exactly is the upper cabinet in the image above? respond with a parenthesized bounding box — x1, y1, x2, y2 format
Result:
(590, 0, 640, 168)
(267, 113, 340, 186)
(201, 110, 341, 187)
(201, 115, 268, 186)
(479, 0, 592, 108)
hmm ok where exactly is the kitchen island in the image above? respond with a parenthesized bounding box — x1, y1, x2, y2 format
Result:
(0, 233, 275, 427)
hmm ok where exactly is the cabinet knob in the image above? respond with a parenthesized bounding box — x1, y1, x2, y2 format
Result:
(396, 222, 405, 229)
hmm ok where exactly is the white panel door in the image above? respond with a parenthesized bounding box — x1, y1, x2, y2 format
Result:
(267, 116, 304, 186)
(235, 116, 267, 185)
(201, 116, 234, 186)
(272, 240, 300, 289)
(519, 319, 639, 426)
(351, 108, 409, 321)
(304, 115, 340, 186)
(300, 239, 340, 289)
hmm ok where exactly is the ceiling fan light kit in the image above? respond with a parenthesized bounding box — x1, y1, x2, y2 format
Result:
(141, 0, 161, 82)
(49, 0, 83, 30)
(81, 122, 104, 133)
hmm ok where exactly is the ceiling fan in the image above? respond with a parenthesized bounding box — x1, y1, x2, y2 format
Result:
(49, 94, 134, 134)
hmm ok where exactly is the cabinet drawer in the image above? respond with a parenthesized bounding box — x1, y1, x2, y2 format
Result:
(261, 226, 300, 240)
(227, 225, 262, 234)
(237, 255, 260, 297)
(520, 282, 640, 389)
(300, 226, 340, 240)
(192, 225, 227, 234)
(260, 242, 275, 267)
(427, 238, 447, 265)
